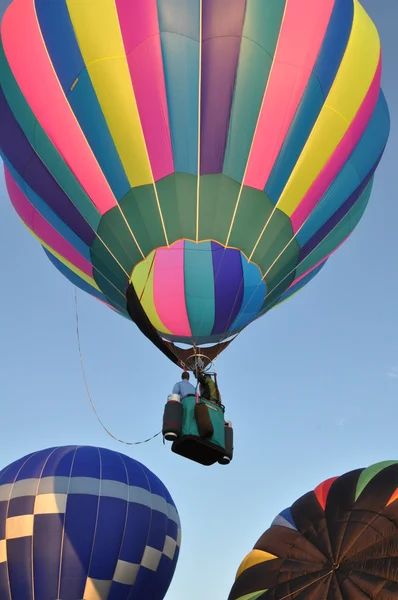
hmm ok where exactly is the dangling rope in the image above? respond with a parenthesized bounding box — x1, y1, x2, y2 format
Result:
(74, 287, 162, 446)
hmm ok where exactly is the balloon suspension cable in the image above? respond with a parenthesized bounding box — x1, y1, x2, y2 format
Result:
(74, 287, 162, 446)
(277, 568, 335, 600)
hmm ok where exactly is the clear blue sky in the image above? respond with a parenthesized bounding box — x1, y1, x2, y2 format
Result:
(0, 2, 397, 598)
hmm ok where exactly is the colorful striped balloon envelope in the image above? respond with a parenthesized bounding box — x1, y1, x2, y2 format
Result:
(0, 0, 390, 363)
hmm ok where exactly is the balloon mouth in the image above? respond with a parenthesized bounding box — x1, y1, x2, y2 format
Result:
(129, 239, 266, 345)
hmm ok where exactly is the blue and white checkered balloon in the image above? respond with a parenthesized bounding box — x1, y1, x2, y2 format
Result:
(0, 446, 181, 600)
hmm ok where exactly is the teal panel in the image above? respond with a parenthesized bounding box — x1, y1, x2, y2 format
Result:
(223, 0, 286, 182)
(158, 0, 200, 175)
(181, 396, 225, 449)
(184, 240, 215, 337)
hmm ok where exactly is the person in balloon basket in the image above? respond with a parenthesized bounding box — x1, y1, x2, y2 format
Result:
(172, 371, 196, 399)
(194, 369, 222, 407)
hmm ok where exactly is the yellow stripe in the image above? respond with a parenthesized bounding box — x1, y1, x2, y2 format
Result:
(66, 0, 152, 187)
(236, 549, 277, 579)
(130, 251, 171, 335)
(278, 0, 380, 216)
(28, 227, 101, 292)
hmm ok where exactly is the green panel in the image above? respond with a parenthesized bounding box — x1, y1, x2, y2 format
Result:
(92, 269, 129, 315)
(260, 183, 374, 315)
(198, 174, 241, 243)
(228, 186, 274, 263)
(90, 238, 128, 292)
(0, 41, 100, 230)
(119, 185, 167, 257)
(156, 172, 196, 244)
(181, 396, 225, 449)
(260, 265, 297, 313)
(296, 181, 373, 278)
(93, 208, 143, 277)
(252, 208, 298, 272)
(253, 207, 299, 303)
(355, 461, 398, 501)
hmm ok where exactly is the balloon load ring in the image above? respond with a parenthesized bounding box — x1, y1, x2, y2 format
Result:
(183, 353, 214, 373)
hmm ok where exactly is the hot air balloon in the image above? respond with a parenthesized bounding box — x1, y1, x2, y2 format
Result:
(0, 0, 390, 367)
(228, 460, 398, 600)
(0, 445, 181, 600)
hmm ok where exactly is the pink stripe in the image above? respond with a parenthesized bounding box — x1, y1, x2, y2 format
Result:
(291, 57, 382, 232)
(2, 0, 116, 215)
(116, 0, 174, 181)
(244, 0, 335, 190)
(153, 241, 192, 336)
(5, 168, 94, 278)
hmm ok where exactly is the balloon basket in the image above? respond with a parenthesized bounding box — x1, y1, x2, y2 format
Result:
(163, 394, 233, 466)
(171, 435, 230, 466)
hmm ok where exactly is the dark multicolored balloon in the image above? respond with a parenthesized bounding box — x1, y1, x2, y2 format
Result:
(0, 446, 181, 600)
(0, 0, 389, 359)
(229, 461, 398, 600)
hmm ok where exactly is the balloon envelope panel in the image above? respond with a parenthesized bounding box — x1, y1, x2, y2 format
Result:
(228, 461, 398, 600)
(0, 0, 390, 348)
(0, 446, 181, 600)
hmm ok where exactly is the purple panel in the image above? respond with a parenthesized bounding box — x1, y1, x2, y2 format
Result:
(200, 0, 247, 174)
(0, 89, 95, 245)
(299, 159, 380, 263)
(211, 242, 244, 335)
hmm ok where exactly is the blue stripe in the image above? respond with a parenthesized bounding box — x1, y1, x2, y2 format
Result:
(146, 509, 168, 552)
(154, 552, 179, 599)
(34, 0, 84, 91)
(0, 563, 8, 600)
(297, 92, 390, 247)
(229, 256, 266, 333)
(33, 514, 65, 600)
(265, 0, 354, 203)
(7, 538, 33, 600)
(0, 454, 37, 485)
(8, 496, 35, 518)
(108, 582, 132, 600)
(157, 0, 200, 174)
(89, 498, 127, 580)
(35, 0, 130, 201)
(119, 502, 152, 564)
(3, 159, 92, 262)
(41, 446, 76, 478)
(60, 494, 98, 599)
(184, 241, 215, 336)
(0, 502, 6, 540)
(15, 450, 51, 480)
(71, 447, 100, 478)
(99, 448, 128, 482)
(119, 456, 152, 564)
